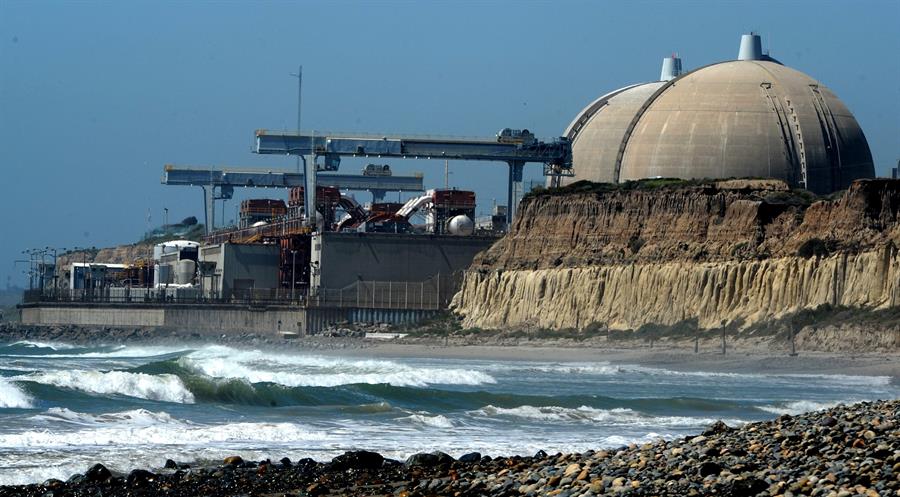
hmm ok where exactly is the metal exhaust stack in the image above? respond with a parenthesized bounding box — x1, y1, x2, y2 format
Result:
(738, 33, 763, 60)
(660, 53, 683, 81)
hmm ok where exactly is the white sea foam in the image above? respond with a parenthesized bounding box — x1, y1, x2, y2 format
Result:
(30, 407, 178, 426)
(178, 346, 496, 387)
(8, 340, 78, 351)
(756, 400, 839, 416)
(0, 377, 33, 409)
(401, 413, 455, 429)
(0, 409, 328, 449)
(470, 405, 743, 428)
(21, 370, 194, 403)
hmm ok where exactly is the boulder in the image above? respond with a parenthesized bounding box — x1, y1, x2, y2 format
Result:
(330, 450, 384, 471)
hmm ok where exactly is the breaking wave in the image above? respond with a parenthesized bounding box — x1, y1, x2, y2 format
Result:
(0, 408, 326, 449)
(0, 377, 33, 409)
(470, 405, 745, 428)
(21, 370, 195, 404)
(755, 400, 839, 416)
(176, 346, 496, 388)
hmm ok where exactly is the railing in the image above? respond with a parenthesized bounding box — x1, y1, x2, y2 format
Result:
(23, 273, 462, 311)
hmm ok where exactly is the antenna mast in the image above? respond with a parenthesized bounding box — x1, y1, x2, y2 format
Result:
(290, 65, 303, 172)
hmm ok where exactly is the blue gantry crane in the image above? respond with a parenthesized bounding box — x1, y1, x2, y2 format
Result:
(162, 165, 425, 233)
(252, 130, 573, 225)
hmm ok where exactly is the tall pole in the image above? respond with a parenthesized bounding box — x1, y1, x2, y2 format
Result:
(291, 249, 297, 302)
(444, 160, 449, 189)
(290, 66, 303, 172)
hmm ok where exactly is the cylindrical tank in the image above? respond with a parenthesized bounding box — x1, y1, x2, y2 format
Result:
(175, 260, 196, 285)
(447, 215, 474, 236)
(154, 264, 171, 287)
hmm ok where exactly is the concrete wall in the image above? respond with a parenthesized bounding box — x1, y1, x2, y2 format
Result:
(20, 303, 437, 335)
(201, 243, 280, 294)
(314, 233, 497, 289)
(20, 306, 166, 327)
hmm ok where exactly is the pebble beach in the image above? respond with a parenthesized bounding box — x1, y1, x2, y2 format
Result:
(2, 399, 896, 497)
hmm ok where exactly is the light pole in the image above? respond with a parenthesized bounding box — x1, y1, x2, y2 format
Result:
(290, 249, 297, 302)
(290, 65, 303, 172)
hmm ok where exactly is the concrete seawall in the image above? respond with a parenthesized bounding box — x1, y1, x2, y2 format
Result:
(20, 303, 438, 336)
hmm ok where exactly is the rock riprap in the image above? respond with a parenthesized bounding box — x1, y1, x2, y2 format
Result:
(1, 399, 897, 496)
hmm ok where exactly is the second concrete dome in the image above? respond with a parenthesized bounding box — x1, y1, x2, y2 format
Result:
(564, 35, 875, 194)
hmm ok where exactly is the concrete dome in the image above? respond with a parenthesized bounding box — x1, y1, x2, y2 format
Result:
(565, 58, 875, 194)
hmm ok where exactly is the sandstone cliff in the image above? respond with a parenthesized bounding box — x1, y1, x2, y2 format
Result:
(453, 179, 900, 330)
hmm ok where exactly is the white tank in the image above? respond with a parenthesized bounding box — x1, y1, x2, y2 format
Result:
(153, 240, 200, 261)
(175, 259, 196, 285)
(447, 215, 474, 236)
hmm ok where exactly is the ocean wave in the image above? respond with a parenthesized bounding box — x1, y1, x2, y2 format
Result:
(400, 413, 455, 428)
(177, 347, 496, 388)
(29, 407, 178, 426)
(755, 400, 839, 416)
(6, 341, 78, 351)
(20, 370, 194, 403)
(0, 377, 33, 409)
(0, 409, 328, 449)
(621, 364, 893, 386)
(470, 405, 744, 428)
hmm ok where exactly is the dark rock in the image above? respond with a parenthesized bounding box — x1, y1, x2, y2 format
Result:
(703, 420, 733, 436)
(330, 450, 384, 471)
(66, 474, 85, 485)
(223, 455, 244, 466)
(84, 463, 112, 482)
(41, 479, 64, 489)
(698, 461, 722, 477)
(406, 451, 454, 467)
(458, 452, 481, 463)
(164, 458, 178, 469)
(819, 416, 838, 427)
(724, 476, 768, 497)
(534, 449, 548, 459)
(280, 457, 292, 467)
(126, 469, 155, 486)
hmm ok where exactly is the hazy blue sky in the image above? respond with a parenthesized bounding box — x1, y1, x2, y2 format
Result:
(1, 0, 898, 287)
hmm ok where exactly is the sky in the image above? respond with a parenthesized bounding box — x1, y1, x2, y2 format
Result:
(1, 0, 898, 287)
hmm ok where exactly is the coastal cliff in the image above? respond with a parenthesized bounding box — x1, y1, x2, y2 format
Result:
(453, 179, 900, 331)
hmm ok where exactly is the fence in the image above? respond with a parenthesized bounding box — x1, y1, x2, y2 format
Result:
(23, 272, 462, 311)
(313, 273, 460, 310)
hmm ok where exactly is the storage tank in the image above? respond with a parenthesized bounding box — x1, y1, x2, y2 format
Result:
(447, 215, 474, 236)
(175, 260, 196, 285)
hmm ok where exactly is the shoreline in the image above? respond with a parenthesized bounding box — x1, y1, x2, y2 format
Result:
(2, 399, 897, 496)
(2, 322, 899, 380)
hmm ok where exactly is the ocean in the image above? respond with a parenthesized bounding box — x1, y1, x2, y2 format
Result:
(0, 341, 896, 485)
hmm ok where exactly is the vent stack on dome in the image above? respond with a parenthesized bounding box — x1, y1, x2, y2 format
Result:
(659, 54, 683, 81)
(738, 33, 763, 60)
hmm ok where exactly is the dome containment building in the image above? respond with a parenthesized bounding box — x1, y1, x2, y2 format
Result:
(562, 34, 875, 194)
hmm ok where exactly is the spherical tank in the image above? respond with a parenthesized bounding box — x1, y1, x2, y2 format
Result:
(565, 39, 875, 194)
(447, 215, 474, 236)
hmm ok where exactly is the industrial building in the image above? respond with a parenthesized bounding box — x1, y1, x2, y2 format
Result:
(561, 34, 875, 194)
(19, 32, 882, 335)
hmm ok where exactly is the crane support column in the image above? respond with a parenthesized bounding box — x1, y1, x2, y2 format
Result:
(507, 160, 525, 227)
(202, 185, 216, 233)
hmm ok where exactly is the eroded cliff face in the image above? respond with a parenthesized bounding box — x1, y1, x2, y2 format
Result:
(453, 179, 900, 330)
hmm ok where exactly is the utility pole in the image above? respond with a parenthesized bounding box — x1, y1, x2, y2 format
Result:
(290, 65, 303, 172)
(444, 160, 450, 189)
